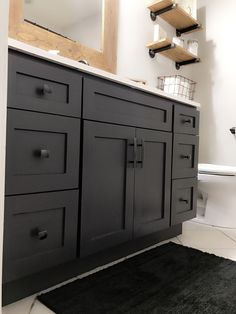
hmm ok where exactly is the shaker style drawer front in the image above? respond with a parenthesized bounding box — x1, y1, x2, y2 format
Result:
(3, 190, 79, 283)
(171, 178, 197, 225)
(6, 109, 80, 195)
(172, 134, 199, 179)
(174, 105, 200, 135)
(83, 77, 173, 131)
(8, 51, 82, 117)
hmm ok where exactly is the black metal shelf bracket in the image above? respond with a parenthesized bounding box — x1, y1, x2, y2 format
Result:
(230, 127, 236, 135)
(150, 4, 177, 21)
(176, 24, 202, 37)
(175, 58, 200, 70)
(149, 44, 176, 59)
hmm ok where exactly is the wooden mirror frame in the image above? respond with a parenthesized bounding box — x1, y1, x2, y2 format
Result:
(9, 0, 118, 73)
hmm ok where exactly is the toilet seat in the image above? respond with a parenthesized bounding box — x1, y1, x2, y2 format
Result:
(198, 163, 236, 176)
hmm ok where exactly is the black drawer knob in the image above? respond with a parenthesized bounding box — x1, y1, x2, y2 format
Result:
(179, 198, 189, 204)
(42, 84, 52, 95)
(32, 228, 48, 240)
(182, 118, 192, 124)
(35, 149, 50, 159)
(181, 154, 192, 160)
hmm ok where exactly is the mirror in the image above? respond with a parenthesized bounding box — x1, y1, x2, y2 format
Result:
(9, 0, 118, 73)
(23, 0, 103, 51)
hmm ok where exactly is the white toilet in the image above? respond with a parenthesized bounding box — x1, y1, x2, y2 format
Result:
(195, 163, 236, 228)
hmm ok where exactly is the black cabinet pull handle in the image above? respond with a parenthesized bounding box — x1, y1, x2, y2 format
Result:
(32, 228, 48, 240)
(137, 139, 144, 168)
(181, 154, 192, 160)
(35, 149, 50, 159)
(42, 84, 52, 95)
(182, 118, 192, 124)
(127, 138, 137, 168)
(179, 198, 189, 204)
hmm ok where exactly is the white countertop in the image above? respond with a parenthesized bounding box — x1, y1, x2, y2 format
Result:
(8, 38, 200, 108)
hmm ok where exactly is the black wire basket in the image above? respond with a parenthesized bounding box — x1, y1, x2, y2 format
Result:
(157, 75, 197, 101)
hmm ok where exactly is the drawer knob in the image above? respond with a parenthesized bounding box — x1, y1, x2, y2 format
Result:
(182, 118, 192, 124)
(32, 228, 48, 240)
(42, 84, 52, 95)
(181, 154, 192, 160)
(35, 149, 50, 159)
(179, 198, 189, 204)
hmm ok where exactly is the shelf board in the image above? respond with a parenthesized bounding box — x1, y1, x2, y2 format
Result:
(148, 0, 202, 35)
(147, 39, 198, 63)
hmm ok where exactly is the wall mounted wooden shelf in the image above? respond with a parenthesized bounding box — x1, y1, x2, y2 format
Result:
(147, 39, 200, 69)
(148, 0, 202, 36)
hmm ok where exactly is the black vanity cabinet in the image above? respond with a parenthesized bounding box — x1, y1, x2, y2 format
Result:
(3, 49, 200, 305)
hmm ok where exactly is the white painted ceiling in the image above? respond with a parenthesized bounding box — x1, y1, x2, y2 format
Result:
(24, 0, 103, 29)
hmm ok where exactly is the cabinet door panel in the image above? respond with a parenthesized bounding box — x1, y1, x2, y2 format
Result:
(134, 129, 172, 237)
(80, 121, 135, 257)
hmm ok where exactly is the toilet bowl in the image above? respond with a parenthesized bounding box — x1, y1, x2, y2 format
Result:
(195, 163, 236, 228)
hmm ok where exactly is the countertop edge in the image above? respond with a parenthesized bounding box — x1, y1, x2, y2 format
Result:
(8, 38, 201, 109)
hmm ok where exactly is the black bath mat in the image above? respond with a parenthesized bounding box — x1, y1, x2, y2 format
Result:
(38, 243, 236, 314)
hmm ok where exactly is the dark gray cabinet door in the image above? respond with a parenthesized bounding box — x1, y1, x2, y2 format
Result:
(80, 121, 135, 257)
(134, 129, 172, 237)
(172, 134, 199, 179)
(6, 109, 80, 195)
(3, 190, 79, 283)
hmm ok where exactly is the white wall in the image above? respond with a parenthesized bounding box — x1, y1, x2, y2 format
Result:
(117, 0, 193, 87)
(191, 0, 236, 166)
(0, 0, 9, 311)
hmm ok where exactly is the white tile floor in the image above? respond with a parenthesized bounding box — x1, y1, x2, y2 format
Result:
(3, 220, 236, 314)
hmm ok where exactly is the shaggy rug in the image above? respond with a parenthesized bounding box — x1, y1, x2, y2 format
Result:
(38, 243, 236, 314)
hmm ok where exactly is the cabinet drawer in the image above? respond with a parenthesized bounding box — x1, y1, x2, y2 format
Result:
(83, 77, 173, 131)
(174, 105, 199, 135)
(8, 50, 82, 117)
(171, 178, 197, 225)
(6, 109, 80, 195)
(3, 190, 78, 283)
(172, 134, 199, 179)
